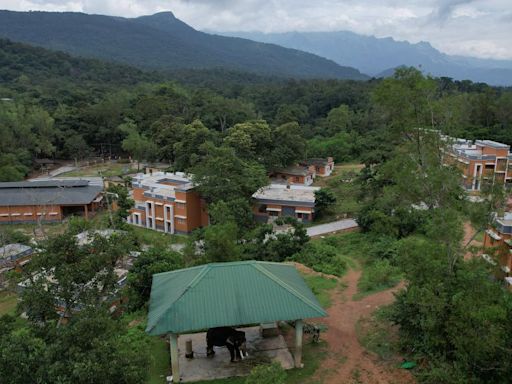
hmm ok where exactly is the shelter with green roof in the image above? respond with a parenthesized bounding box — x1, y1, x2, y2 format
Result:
(146, 260, 327, 381)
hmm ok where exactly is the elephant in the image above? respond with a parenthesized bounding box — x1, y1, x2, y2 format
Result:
(206, 327, 247, 362)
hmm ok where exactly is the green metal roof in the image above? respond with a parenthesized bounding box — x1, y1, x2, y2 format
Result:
(146, 260, 327, 335)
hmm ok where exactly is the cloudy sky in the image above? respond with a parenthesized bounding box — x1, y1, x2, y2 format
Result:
(1, 0, 511, 59)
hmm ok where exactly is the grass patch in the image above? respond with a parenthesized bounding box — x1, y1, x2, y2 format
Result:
(313, 164, 363, 224)
(356, 306, 400, 361)
(0, 291, 18, 316)
(355, 260, 402, 300)
(303, 274, 339, 308)
(131, 226, 187, 249)
(61, 162, 137, 177)
(147, 337, 170, 384)
(473, 231, 484, 243)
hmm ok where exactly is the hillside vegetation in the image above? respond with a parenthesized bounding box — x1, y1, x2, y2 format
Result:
(0, 10, 368, 80)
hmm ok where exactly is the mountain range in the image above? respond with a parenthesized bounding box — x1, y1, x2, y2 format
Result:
(0, 10, 367, 80)
(221, 31, 512, 86)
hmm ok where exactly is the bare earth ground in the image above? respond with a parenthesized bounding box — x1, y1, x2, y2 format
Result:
(463, 221, 483, 260)
(295, 263, 414, 384)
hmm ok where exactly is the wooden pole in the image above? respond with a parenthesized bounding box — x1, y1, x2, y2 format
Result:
(169, 333, 180, 382)
(294, 319, 304, 368)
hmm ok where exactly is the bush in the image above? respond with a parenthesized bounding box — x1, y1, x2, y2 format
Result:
(245, 362, 286, 384)
(292, 241, 347, 276)
(358, 259, 401, 293)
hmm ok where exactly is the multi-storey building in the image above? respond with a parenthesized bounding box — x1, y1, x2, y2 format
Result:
(127, 172, 208, 234)
(252, 184, 320, 223)
(483, 212, 512, 287)
(448, 139, 512, 192)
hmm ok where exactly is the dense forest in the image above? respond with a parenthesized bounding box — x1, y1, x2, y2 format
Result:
(1, 38, 511, 182)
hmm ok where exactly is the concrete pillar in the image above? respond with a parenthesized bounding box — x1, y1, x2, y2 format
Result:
(294, 319, 304, 368)
(169, 333, 180, 382)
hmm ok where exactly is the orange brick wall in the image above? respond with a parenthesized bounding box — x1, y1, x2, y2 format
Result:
(0, 205, 62, 223)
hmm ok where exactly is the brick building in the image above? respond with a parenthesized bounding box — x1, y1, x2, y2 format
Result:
(252, 184, 320, 223)
(447, 139, 512, 192)
(270, 165, 316, 186)
(127, 172, 208, 234)
(300, 157, 335, 177)
(0, 180, 103, 224)
(483, 212, 512, 274)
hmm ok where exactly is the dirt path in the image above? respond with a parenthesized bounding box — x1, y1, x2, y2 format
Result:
(463, 221, 483, 260)
(312, 268, 414, 384)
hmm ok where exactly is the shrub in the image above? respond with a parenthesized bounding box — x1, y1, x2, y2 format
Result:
(245, 362, 286, 384)
(292, 241, 347, 276)
(358, 259, 401, 293)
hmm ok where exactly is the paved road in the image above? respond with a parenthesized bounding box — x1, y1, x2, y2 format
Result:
(306, 218, 358, 237)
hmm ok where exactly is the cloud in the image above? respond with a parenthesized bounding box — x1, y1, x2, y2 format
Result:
(0, 0, 510, 59)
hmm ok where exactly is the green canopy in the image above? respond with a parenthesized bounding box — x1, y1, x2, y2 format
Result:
(146, 260, 327, 335)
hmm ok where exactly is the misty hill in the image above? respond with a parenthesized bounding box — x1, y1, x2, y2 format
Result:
(223, 31, 512, 86)
(0, 10, 367, 80)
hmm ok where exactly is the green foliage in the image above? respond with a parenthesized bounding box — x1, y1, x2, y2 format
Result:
(191, 144, 267, 229)
(357, 259, 401, 294)
(202, 222, 241, 263)
(307, 132, 360, 163)
(293, 241, 348, 276)
(19, 230, 135, 322)
(303, 275, 338, 308)
(314, 188, 337, 217)
(0, 227, 31, 245)
(127, 247, 184, 310)
(243, 219, 309, 262)
(245, 362, 286, 384)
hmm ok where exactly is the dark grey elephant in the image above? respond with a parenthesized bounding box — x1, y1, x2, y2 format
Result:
(206, 327, 247, 362)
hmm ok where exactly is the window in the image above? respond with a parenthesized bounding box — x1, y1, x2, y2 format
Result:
(296, 212, 304, 219)
(294, 176, 300, 182)
(177, 218, 186, 225)
(176, 202, 186, 209)
(269, 211, 279, 217)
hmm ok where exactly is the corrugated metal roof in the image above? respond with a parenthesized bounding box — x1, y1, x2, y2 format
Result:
(0, 180, 102, 206)
(146, 260, 327, 335)
(0, 180, 89, 188)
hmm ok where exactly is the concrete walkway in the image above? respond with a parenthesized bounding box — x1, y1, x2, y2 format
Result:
(31, 165, 76, 179)
(306, 219, 358, 237)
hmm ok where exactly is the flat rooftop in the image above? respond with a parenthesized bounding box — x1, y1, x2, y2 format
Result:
(132, 172, 195, 199)
(0, 243, 32, 260)
(475, 140, 510, 149)
(252, 184, 319, 204)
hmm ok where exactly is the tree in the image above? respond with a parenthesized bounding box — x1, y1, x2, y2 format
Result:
(106, 184, 134, 228)
(268, 122, 306, 169)
(324, 104, 351, 135)
(173, 120, 214, 170)
(314, 188, 337, 217)
(203, 222, 241, 263)
(63, 133, 91, 166)
(224, 120, 272, 162)
(120, 120, 157, 170)
(19, 230, 134, 322)
(191, 145, 267, 204)
(127, 247, 183, 309)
